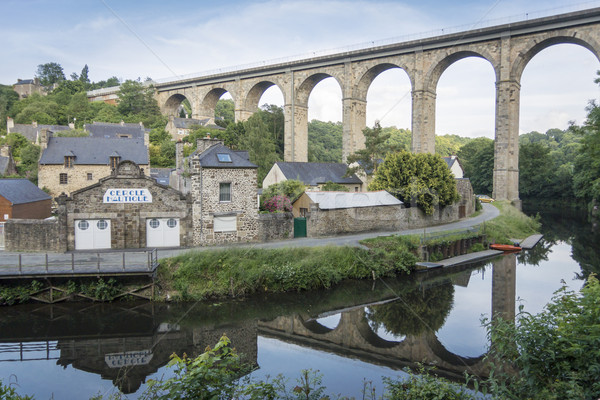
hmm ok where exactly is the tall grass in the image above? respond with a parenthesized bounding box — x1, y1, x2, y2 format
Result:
(483, 201, 540, 244)
(158, 245, 418, 301)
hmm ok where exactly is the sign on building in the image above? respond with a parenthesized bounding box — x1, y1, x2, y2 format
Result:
(103, 188, 152, 203)
(105, 350, 153, 368)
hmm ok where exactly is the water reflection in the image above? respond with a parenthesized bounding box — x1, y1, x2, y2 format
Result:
(0, 237, 587, 398)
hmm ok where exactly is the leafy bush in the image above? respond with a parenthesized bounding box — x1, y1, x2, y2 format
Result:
(261, 180, 305, 209)
(484, 275, 600, 400)
(262, 195, 292, 213)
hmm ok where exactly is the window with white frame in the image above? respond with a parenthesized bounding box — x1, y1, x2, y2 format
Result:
(219, 182, 231, 202)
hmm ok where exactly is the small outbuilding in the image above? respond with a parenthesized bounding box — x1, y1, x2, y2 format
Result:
(0, 179, 52, 222)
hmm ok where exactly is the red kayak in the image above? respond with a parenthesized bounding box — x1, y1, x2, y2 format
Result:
(490, 244, 522, 252)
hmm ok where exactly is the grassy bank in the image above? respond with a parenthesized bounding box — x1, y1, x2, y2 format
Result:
(157, 202, 539, 301)
(482, 201, 541, 244)
(157, 242, 419, 301)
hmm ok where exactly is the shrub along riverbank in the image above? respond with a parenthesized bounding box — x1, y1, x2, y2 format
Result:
(157, 201, 539, 302)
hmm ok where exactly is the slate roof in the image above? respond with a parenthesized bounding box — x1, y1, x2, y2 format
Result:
(150, 168, 172, 186)
(14, 79, 35, 85)
(39, 137, 149, 165)
(196, 144, 257, 169)
(9, 124, 71, 143)
(274, 162, 362, 186)
(86, 122, 147, 139)
(302, 190, 402, 210)
(0, 179, 51, 205)
(174, 117, 210, 129)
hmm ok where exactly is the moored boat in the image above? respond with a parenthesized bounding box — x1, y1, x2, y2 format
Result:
(490, 243, 522, 252)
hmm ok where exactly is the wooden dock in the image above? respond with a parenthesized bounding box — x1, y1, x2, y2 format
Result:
(416, 249, 503, 271)
(519, 234, 544, 249)
(0, 249, 158, 280)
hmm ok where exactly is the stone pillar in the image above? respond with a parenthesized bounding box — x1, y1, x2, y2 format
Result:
(493, 79, 520, 203)
(284, 104, 308, 162)
(491, 254, 516, 322)
(342, 97, 367, 162)
(411, 89, 436, 154)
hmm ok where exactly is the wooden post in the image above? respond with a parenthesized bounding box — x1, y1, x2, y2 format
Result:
(45, 254, 48, 273)
(71, 253, 74, 272)
(122, 253, 125, 272)
(18, 254, 21, 274)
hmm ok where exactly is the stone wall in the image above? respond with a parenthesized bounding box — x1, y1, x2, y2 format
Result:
(258, 212, 293, 241)
(191, 165, 259, 246)
(5, 218, 64, 252)
(305, 179, 475, 237)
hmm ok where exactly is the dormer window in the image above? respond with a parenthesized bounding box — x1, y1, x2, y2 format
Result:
(217, 153, 232, 163)
(64, 156, 74, 168)
(110, 156, 121, 169)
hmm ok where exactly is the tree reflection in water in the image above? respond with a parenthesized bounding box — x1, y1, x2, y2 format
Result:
(366, 283, 454, 337)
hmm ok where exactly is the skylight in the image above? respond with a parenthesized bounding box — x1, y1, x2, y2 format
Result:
(217, 153, 232, 163)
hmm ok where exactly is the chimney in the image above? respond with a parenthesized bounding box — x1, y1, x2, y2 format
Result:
(176, 140, 184, 170)
(0, 145, 10, 158)
(196, 134, 224, 154)
(39, 128, 52, 152)
(6, 117, 14, 132)
(68, 122, 75, 129)
(120, 120, 125, 126)
(143, 129, 149, 147)
(32, 121, 38, 128)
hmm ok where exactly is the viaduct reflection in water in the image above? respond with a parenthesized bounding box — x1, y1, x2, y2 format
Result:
(0, 255, 516, 392)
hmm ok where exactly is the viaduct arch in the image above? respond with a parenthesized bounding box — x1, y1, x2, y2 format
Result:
(153, 8, 600, 203)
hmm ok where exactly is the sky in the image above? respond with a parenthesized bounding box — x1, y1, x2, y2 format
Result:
(2, 0, 600, 138)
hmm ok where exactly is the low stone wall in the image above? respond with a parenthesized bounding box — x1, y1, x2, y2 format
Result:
(5, 218, 65, 252)
(258, 212, 293, 241)
(305, 179, 476, 238)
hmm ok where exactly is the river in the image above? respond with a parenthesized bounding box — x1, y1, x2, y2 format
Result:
(0, 206, 597, 399)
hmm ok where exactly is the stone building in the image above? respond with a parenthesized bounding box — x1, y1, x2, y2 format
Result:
(38, 130, 149, 197)
(6, 117, 73, 143)
(187, 137, 259, 245)
(85, 121, 148, 140)
(262, 162, 364, 192)
(57, 161, 192, 250)
(165, 116, 223, 140)
(12, 78, 45, 99)
(443, 156, 465, 179)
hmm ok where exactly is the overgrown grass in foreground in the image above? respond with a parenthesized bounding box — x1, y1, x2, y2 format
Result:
(483, 201, 540, 244)
(158, 242, 419, 301)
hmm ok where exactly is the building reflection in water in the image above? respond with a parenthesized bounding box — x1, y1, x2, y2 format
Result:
(0, 254, 516, 393)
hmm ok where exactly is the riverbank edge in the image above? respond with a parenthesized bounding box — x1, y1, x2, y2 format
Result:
(0, 202, 539, 305)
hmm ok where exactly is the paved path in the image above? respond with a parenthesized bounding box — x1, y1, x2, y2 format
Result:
(155, 203, 499, 259)
(0, 204, 499, 268)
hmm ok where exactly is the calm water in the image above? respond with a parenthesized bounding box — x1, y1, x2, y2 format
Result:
(0, 206, 598, 399)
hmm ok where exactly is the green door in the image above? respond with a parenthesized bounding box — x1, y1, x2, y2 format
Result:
(294, 217, 307, 238)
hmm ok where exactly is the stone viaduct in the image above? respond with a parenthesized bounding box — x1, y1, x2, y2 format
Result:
(151, 8, 600, 203)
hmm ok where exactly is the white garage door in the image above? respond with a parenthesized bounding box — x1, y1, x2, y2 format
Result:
(146, 218, 180, 247)
(75, 219, 111, 250)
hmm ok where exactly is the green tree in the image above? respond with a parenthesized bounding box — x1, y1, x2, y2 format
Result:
(347, 122, 390, 177)
(116, 80, 164, 128)
(369, 151, 460, 215)
(79, 64, 90, 88)
(0, 85, 19, 127)
(457, 137, 494, 194)
(308, 120, 342, 163)
(239, 114, 279, 185)
(320, 181, 349, 191)
(35, 62, 65, 87)
(255, 104, 285, 156)
(519, 142, 555, 199)
(214, 98, 235, 127)
(573, 99, 600, 204)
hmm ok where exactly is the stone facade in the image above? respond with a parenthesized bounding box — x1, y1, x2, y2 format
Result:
(39, 164, 116, 198)
(190, 166, 259, 245)
(58, 162, 192, 250)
